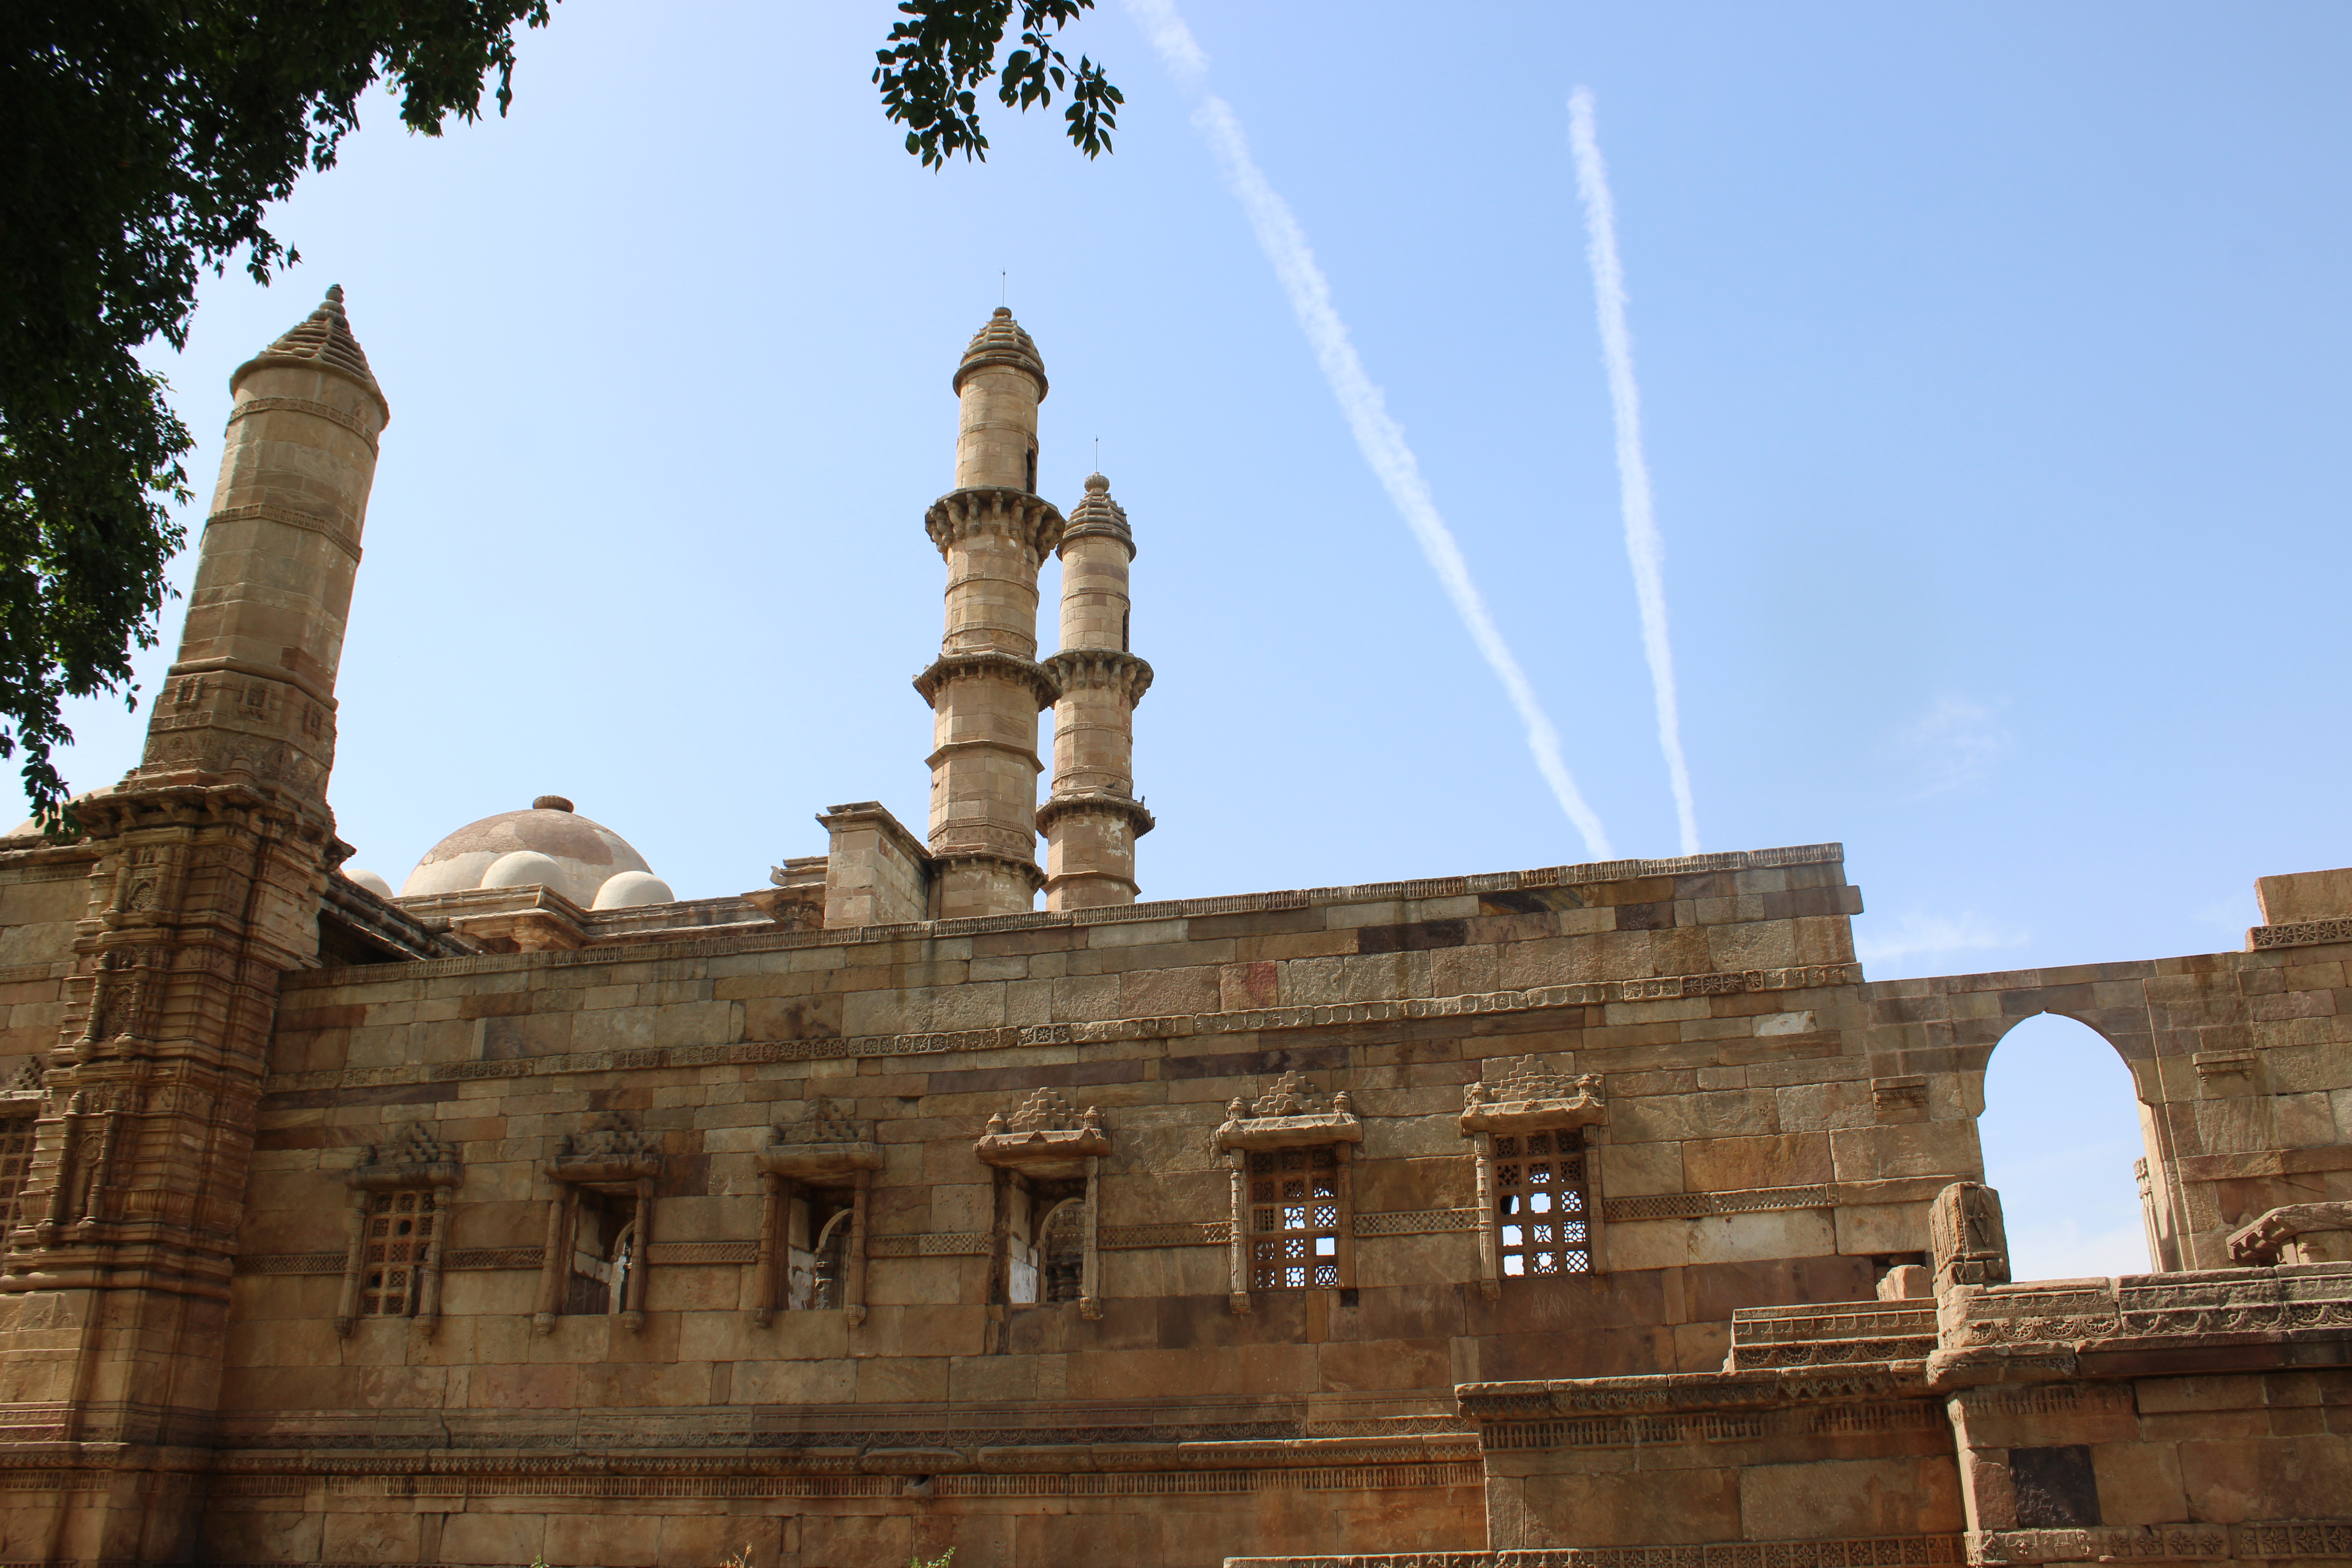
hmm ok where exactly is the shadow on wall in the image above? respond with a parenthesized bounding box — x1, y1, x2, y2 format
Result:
(1980, 1012, 2150, 1278)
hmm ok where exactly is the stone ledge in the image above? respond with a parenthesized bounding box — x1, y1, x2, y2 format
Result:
(281, 842, 1850, 987)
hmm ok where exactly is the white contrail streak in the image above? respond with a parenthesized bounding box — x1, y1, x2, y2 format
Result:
(1192, 96, 1611, 856)
(1570, 86, 1700, 855)
(1120, 0, 1209, 87)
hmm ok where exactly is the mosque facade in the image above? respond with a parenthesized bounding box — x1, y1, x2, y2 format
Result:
(0, 292, 2347, 1568)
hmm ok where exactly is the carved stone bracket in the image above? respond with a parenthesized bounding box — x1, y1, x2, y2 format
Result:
(535, 1114, 663, 1336)
(336, 1123, 461, 1338)
(751, 1099, 882, 1328)
(1460, 1058, 1608, 1299)
(2229, 1200, 2352, 1265)
(1216, 1072, 1362, 1314)
(1930, 1181, 2012, 1292)
(976, 1089, 1109, 1319)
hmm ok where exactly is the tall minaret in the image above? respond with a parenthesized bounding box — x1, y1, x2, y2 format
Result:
(1040, 474, 1154, 909)
(1, 287, 388, 1561)
(915, 309, 1064, 919)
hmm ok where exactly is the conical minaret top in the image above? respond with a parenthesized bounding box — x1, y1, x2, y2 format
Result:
(232, 283, 387, 421)
(952, 307, 1047, 493)
(138, 284, 390, 795)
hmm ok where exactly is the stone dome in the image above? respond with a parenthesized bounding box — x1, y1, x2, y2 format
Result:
(400, 800, 657, 908)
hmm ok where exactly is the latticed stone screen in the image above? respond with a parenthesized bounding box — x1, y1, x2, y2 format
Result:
(360, 1189, 437, 1316)
(1249, 1147, 1340, 1289)
(0, 1114, 33, 1235)
(1495, 1130, 1589, 1276)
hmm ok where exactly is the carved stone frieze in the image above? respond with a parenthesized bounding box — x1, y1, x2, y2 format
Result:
(975, 1087, 1108, 1173)
(1459, 1057, 1606, 1138)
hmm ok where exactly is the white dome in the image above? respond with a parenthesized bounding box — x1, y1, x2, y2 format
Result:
(342, 867, 394, 897)
(481, 850, 568, 891)
(592, 871, 676, 910)
(400, 798, 656, 907)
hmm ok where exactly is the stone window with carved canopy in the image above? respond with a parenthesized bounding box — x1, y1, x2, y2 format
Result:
(1216, 1071, 1361, 1312)
(1459, 1057, 1607, 1297)
(337, 1124, 461, 1337)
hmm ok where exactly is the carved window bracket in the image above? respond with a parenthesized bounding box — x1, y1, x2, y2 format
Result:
(1461, 1059, 1607, 1299)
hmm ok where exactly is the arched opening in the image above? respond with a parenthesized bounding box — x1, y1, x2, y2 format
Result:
(1978, 1012, 2150, 1279)
(808, 1209, 851, 1311)
(1039, 1197, 1087, 1304)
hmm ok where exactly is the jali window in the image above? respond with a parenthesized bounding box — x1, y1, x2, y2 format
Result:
(1249, 1147, 1340, 1289)
(0, 1114, 34, 1235)
(359, 1189, 438, 1316)
(1496, 1130, 1589, 1276)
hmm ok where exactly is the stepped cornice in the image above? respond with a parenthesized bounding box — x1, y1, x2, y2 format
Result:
(924, 488, 1065, 560)
(1043, 648, 1152, 707)
(912, 651, 1062, 710)
(1036, 789, 1155, 838)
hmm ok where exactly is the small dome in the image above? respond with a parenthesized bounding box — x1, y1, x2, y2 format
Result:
(481, 850, 567, 891)
(401, 800, 655, 908)
(592, 871, 676, 910)
(342, 867, 394, 897)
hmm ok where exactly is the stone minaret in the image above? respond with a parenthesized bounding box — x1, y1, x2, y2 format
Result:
(0, 287, 387, 1563)
(1040, 474, 1154, 909)
(915, 309, 1065, 919)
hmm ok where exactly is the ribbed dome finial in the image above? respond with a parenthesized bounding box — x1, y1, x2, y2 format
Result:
(232, 282, 385, 413)
(954, 308, 1048, 398)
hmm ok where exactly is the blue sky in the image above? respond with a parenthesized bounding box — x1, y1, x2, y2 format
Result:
(58, 2, 2351, 1273)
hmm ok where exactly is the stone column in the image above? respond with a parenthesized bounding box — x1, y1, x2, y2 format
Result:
(1040, 474, 1154, 910)
(0, 287, 388, 1566)
(916, 309, 1063, 919)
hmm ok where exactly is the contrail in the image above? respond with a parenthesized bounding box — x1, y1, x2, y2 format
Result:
(1569, 86, 1700, 855)
(1193, 98, 1610, 857)
(1119, 3, 1610, 856)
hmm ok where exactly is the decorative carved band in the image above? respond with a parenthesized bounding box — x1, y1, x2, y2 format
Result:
(225, 395, 379, 454)
(1100, 1221, 1230, 1250)
(2250, 917, 2352, 949)
(646, 1241, 758, 1265)
(232, 1252, 346, 1276)
(202, 501, 361, 562)
(1602, 1185, 1835, 1223)
(867, 1232, 993, 1258)
(1483, 1410, 1770, 1450)
(1354, 1208, 1480, 1237)
(1227, 1540, 1964, 1568)
(442, 1248, 547, 1271)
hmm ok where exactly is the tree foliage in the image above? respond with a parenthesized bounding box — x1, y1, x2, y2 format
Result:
(874, 2, 1121, 167)
(0, 2, 1116, 833)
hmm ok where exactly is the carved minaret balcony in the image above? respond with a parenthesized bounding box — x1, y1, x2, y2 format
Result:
(1040, 473, 1154, 910)
(918, 309, 1063, 919)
